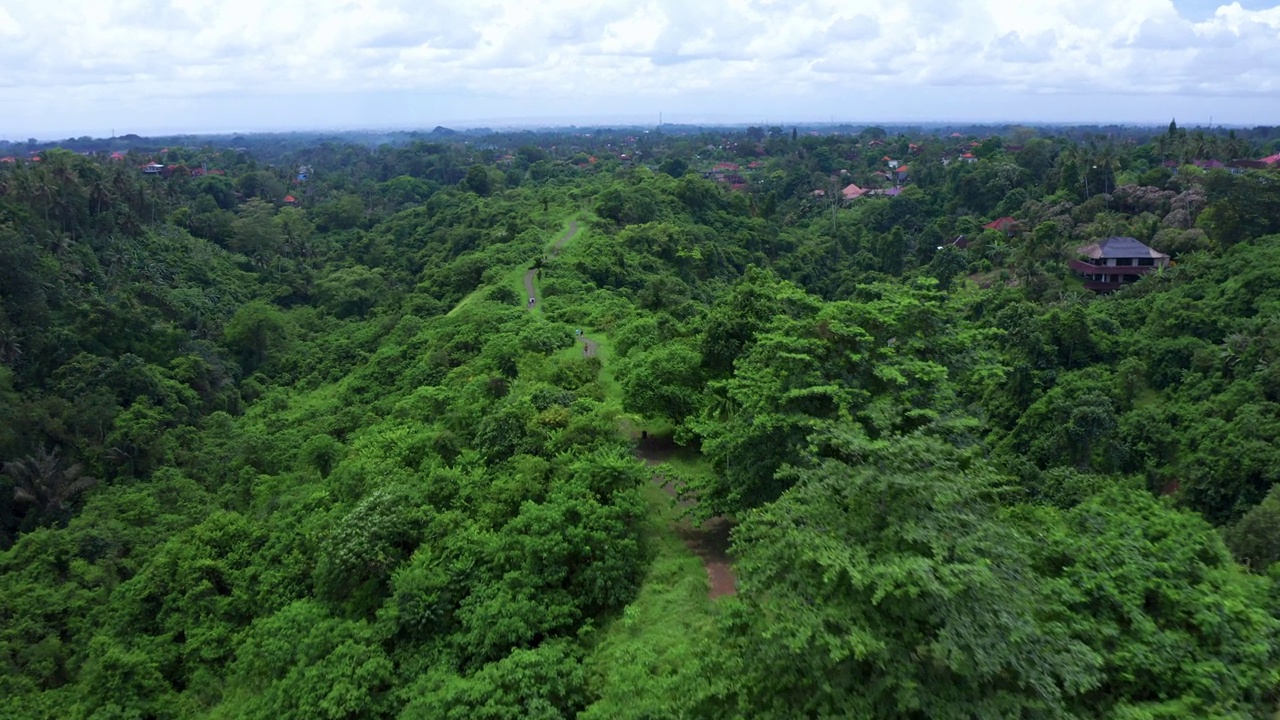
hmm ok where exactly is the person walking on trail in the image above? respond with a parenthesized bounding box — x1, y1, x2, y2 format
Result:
(529, 297, 535, 307)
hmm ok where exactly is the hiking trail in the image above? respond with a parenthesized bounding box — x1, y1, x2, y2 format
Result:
(523, 218, 730, 598)
(633, 435, 737, 599)
(524, 219, 578, 309)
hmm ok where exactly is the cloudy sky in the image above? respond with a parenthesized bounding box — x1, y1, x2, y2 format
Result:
(2, 0, 1279, 139)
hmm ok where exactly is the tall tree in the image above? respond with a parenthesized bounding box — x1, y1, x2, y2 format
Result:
(722, 429, 1101, 719)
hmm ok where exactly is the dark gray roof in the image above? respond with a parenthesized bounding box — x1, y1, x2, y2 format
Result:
(1078, 236, 1168, 260)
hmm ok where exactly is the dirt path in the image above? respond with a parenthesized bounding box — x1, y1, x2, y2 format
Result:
(634, 435, 737, 599)
(524, 220, 579, 310)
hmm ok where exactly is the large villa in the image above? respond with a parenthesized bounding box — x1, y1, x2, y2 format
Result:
(1070, 236, 1171, 292)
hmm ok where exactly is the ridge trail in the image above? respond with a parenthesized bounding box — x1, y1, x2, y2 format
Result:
(523, 218, 731, 597)
(523, 219, 578, 308)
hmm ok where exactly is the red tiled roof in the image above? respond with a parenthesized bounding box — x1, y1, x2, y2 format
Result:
(713, 162, 740, 171)
(1260, 153, 1280, 165)
(283, 195, 297, 203)
(0, 156, 14, 163)
(962, 152, 975, 159)
(984, 216, 1017, 231)
(897, 165, 909, 174)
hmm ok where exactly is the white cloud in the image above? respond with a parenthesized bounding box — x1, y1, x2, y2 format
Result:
(0, 6, 22, 37)
(2, 0, 1280, 135)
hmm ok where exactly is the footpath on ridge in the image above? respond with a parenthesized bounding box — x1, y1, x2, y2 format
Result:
(524, 220, 597, 357)
(524, 218, 732, 598)
(523, 220, 575, 306)
(633, 435, 737, 599)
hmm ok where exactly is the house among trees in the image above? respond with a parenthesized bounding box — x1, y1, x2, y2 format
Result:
(1071, 236, 1170, 292)
(984, 216, 1018, 235)
(841, 183, 867, 200)
(142, 162, 164, 174)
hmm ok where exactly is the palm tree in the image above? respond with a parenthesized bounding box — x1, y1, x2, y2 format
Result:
(87, 173, 114, 216)
(1092, 144, 1121, 196)
(1220, 332, 1251, 377)
(1224, 131, 1249, 161)
(984, 235, 1010, 266)
(46, 235, 72, 258)
(27, 176, 56, 226)
(702, 385, 740, 422)
(1055, 288, 1088, 307)
(3, 446, 98, 525)
(1152, 133, 1171, 164)
(1188, 130, 1209, 160)
(0, 328, 22, 366)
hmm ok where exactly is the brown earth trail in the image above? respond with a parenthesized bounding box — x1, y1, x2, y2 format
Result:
(634, 435, 737, 599)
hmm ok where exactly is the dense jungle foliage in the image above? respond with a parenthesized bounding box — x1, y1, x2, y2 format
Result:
(2, 122, 1280, 718)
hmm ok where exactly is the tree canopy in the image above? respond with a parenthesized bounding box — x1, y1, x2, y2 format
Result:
(3, 123, 1280, 718)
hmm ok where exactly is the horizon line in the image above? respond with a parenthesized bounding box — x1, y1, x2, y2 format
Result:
(0, 118, 1254, 144)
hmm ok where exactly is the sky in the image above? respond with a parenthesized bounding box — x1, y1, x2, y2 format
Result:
(2, 0, 1280, 140)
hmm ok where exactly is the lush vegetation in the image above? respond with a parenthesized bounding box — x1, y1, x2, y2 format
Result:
(2, 122, 1280, 718)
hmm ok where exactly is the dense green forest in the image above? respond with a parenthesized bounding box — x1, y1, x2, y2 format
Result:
(2, 123, 1280, 718)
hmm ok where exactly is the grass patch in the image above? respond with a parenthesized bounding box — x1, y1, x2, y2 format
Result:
(588, 332, 622, 406)
(580, 480, 720, 719)
(656, 448, 716, 486)
(620, 415, 677, 440)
